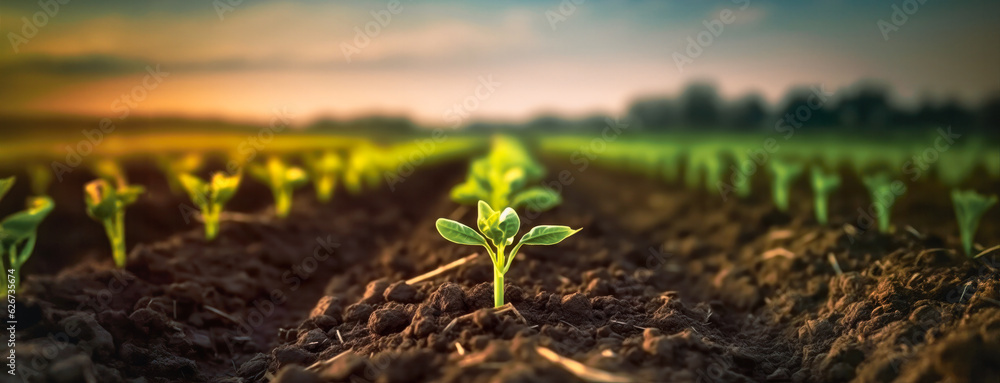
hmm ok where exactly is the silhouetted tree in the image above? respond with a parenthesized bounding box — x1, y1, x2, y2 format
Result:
(728, 93, 767, 129)
(679, 82, 720, 127)
(776, 87, 837, 129)
(977, 93, 1000, 135)
(835, 84, 892, 128)
(627, 97, 675, 130)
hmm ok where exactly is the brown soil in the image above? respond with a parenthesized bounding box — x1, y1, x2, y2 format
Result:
(9, 158, 1000, 383)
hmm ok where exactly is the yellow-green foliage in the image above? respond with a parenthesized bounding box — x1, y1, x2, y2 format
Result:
(451, 136, 560, 212)
(179, 172, 242, 240)
(249, 157, 308, 218)
(84, 178, 144, 267)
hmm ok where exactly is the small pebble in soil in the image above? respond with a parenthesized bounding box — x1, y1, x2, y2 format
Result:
(585, 278, 612, 296)
(505, 285, 525, 303)
(363, 279, 391, 304)
(428, 283, 467, 313)
(344, 302, 374, 323)
(311, 314, 340, 331)
(368, 304, 412, 335)
(473, 308, 499, 330)
(384, 281, 419, 303)
(237, 353, 270, 380)
(273, 345, 316, 368)
(310, 296, 344, 319)
(560, 293, 592, 323)
(406, 316, 437, 338)
(298, 328, 330, 352)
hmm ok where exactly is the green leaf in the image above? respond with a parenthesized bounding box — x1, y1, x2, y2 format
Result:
(436, 218, 489, 247)
(0, 196, 54, 247)
(511, 187, 562, 211)
(476, 200, 495, 232)
(211, 172, 242, 205)
(0, 176, 14, 204)
(517, 225, 580, 246)
(179, 173, 209, 207)
(306, 151, 342, 173)
(497, 207, 520, 245)
(451, 179, 488, 204)
(503, 168, 526, 192)
(952, 189, 998, 257)
(286, 167, 309, 188)
(84, 180, 118, 220)
(480, 211, 505, 246)
(118, 185, 145, 205)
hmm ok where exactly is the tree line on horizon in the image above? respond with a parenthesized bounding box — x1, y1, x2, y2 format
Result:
(2, 81, 997, 139)
(467, 82, 999, 136)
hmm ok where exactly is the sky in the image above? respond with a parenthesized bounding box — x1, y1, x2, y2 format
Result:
(0, 0, 998, 127)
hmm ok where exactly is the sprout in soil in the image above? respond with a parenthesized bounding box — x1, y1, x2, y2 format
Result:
(862, 173, 905, 234)
(249, 157, 309, 218)
(451, 137, 560, 211)
(685, 149, 720, 191)
(733, 155, 756, 198)
(84, 178, 144, 268)
(304, 151, 342, 203)
(768, 159, 803, 212)
(344, 145, 383, 195)
(157, 153, 204, 194)
(179, 172, 242, 240)
(436, 200, 580, 307)
(0, 177, 54, 289)
(810, 167, 841, 225)
(951, 189, 997, 258)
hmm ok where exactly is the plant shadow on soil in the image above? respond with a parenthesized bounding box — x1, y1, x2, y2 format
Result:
(9, 158, 1000, 383)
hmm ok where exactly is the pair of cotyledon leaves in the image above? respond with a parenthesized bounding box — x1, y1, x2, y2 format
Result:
(178, 172, 242, 211)
(436, 200, 579, 273)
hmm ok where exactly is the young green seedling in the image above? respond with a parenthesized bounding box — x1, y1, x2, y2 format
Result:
(768, 159, 804, 212)
(733, 156, 755, 198)
(951, 190, 997, 258)
(436, 200, 580, 307)
(157, 153, 204, 194)
(810, 168, 841, 225)
(249, 157, 308, 218)
(179, 172, 242, 240)
(862, 173, 904, 234)
(344, 145, 382, 195)
(451, 137, 560, 212)
(84, 179, 144, 268)
(304, 151, 342, 203)
(0, 177, 54, 289)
